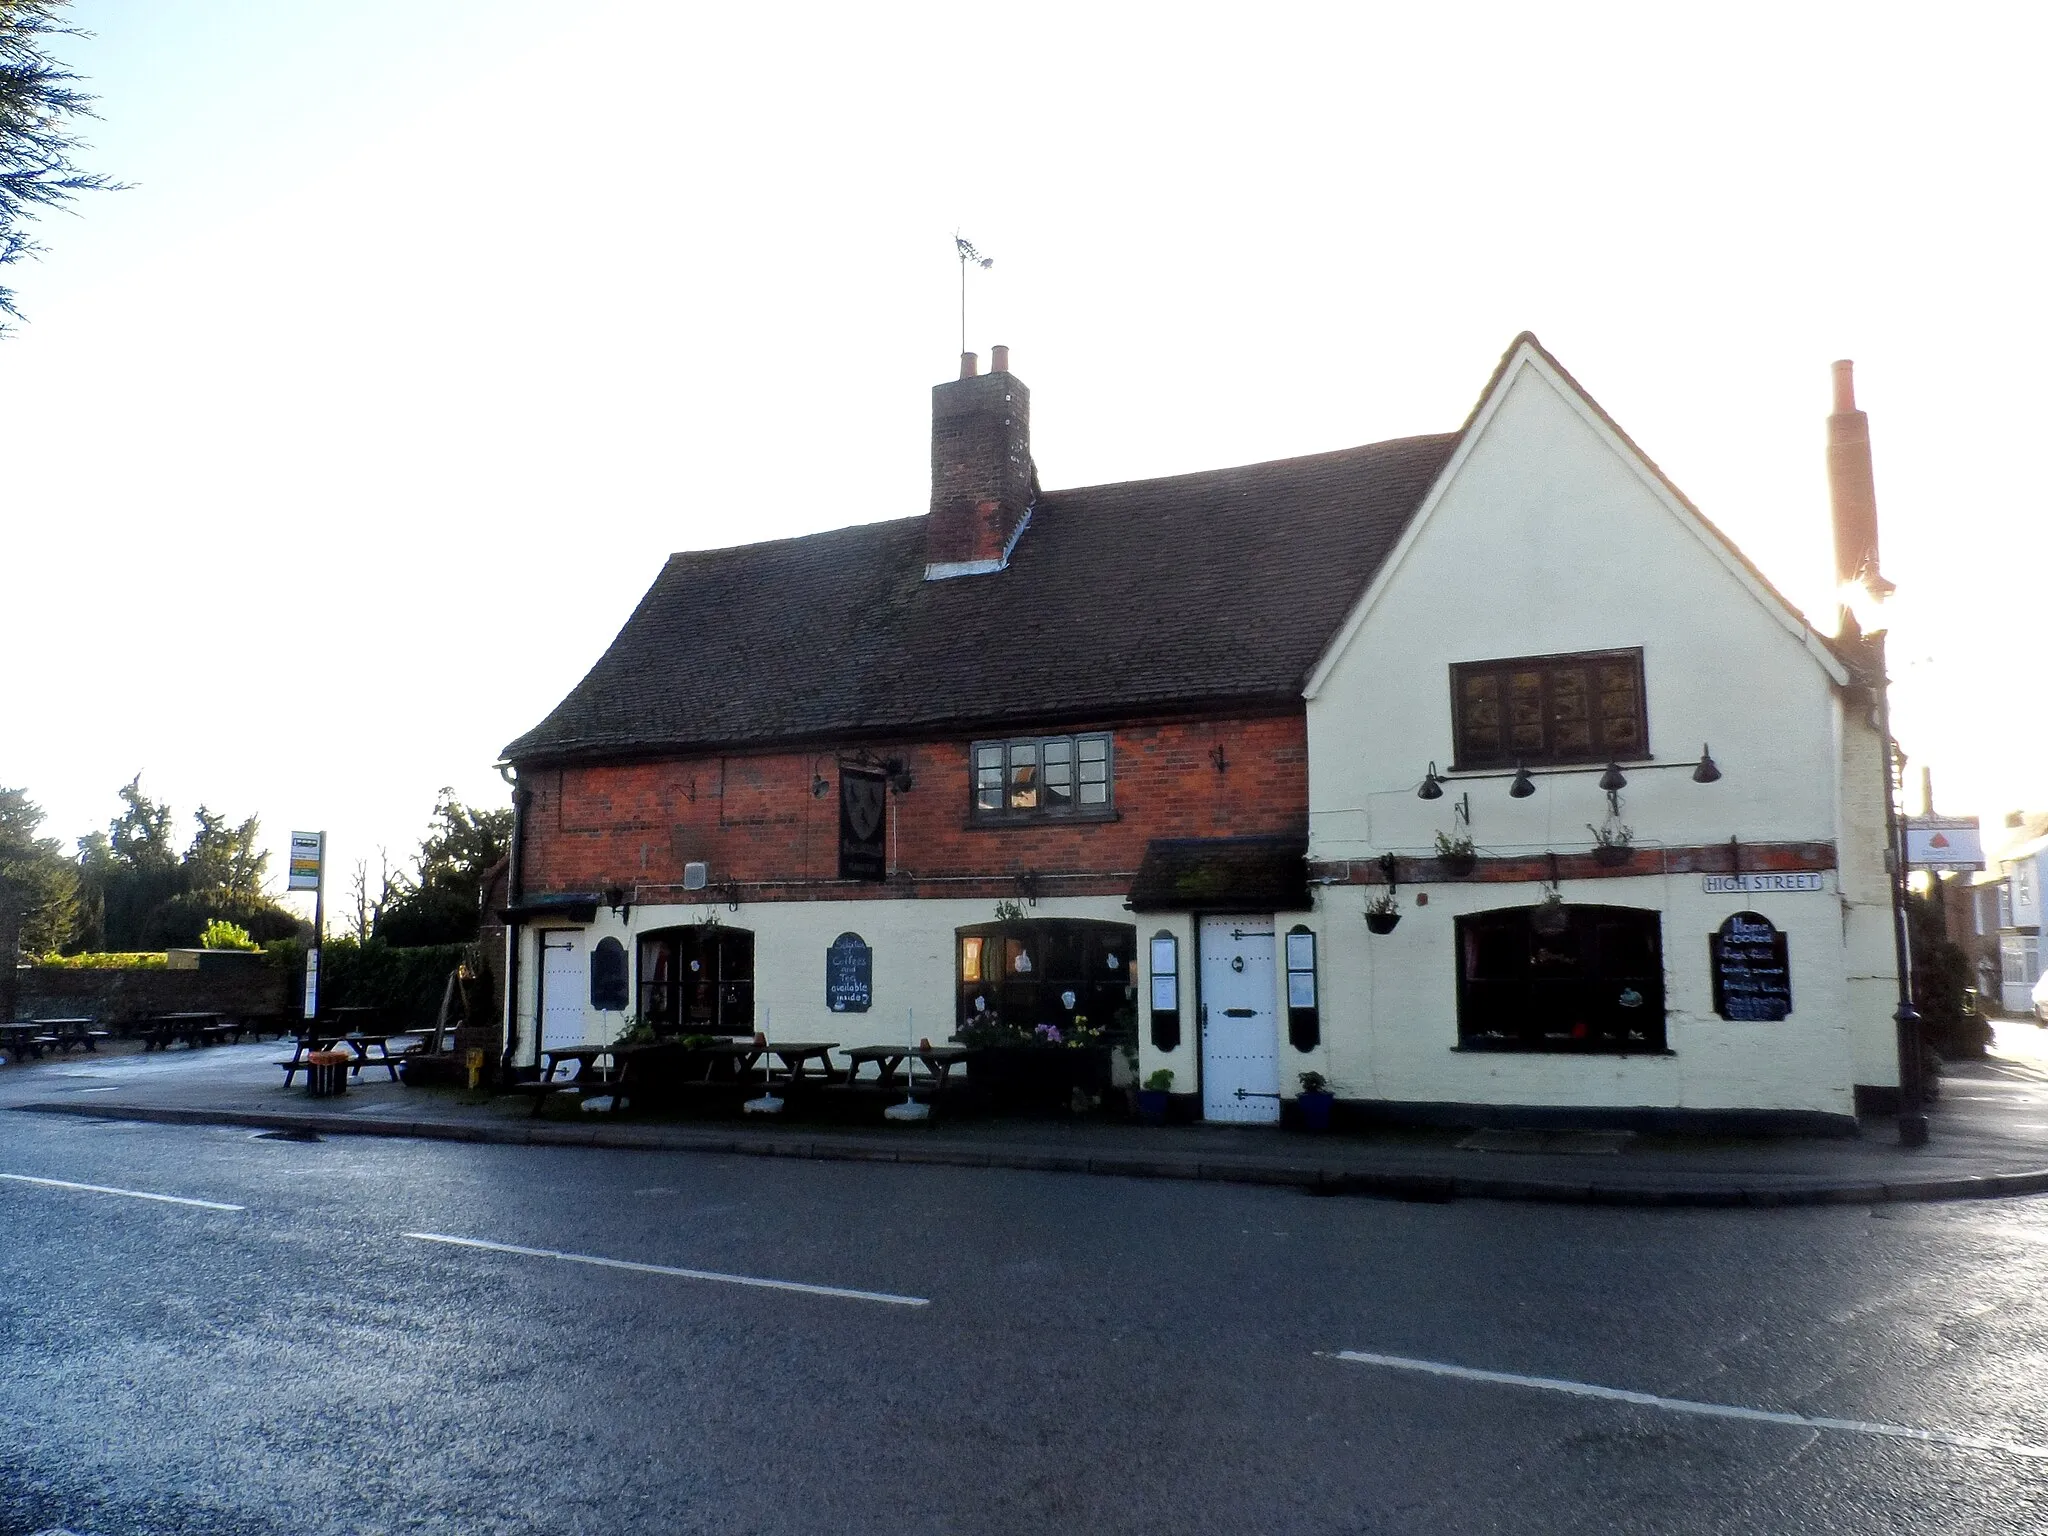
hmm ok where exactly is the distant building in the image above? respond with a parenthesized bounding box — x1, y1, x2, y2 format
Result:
(497, 335, 1901, 1131)
(1978, 813, 2048, 1014)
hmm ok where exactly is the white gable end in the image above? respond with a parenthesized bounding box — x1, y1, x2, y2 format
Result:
(1306, 344, 1845, 862)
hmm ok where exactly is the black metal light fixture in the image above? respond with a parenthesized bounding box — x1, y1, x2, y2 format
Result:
(1692, 744, 1721, 784)
(1417, 763, 1444, 800)
(883, 756, 915, 794)
(1508, 762, 1536, 799)
(812, 771, 830, 798)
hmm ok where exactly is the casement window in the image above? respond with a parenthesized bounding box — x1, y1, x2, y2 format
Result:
(1455, 904, 1667, 1054)
(1451, 648, 1648, 769)
(955, 919, 1136, 1046)
(2002, 936, 2039, 987)
(637, 925, 754, 1036)
(971, 733, 1113, 819)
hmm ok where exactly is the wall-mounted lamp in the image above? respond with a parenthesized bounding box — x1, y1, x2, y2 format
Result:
(604, 885, 631, 921)
(1692, 744, 1721, 784)
(883, 756, 915, 794)
(812, 772, 830, 798)
(1508, 762, 1536, 799)
(1418, 749, 1724, 803)
(1417, 762, 1443, 800)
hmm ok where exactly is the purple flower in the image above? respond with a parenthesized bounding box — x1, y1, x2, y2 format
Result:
(1035, 1022, 1064, 1044)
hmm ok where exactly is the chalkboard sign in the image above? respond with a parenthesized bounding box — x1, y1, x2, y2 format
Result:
(1709, 911, 1792, 1021)
(590, 936, 630, 1011)
(826, 931, 872, 1013)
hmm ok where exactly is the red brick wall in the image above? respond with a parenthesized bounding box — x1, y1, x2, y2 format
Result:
(521, 711, 1307, 903)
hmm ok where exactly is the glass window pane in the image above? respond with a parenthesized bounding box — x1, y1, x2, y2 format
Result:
(960, 936, 982, 983)
(1008, 742, 1039, 809)
(1078, 735, 1109, 764)
(1079, 780, 1107, 805)
(1043, 738, 1072, 807)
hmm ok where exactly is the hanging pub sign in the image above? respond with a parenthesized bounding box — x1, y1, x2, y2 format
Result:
(838, 765, 888, 881)
(1709, 911, 1792, 1021)
(590, 936, 630, 1012)
(825, 931, 873, 1012)
(1903, 816, 1985, 872)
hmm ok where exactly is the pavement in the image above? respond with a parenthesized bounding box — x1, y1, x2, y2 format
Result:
(7, 1020, 2048, 1207)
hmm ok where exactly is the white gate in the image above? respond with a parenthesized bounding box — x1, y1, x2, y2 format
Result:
(1199, 914, 1279, 1123)
(538, 930, 587, 1060)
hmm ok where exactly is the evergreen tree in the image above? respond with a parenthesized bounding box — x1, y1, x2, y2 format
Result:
(0, 785, 78, 955)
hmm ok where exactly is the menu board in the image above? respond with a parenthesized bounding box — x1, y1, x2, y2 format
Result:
(825, 931, 872, 1013)
(1709, 911, 1792, 1021)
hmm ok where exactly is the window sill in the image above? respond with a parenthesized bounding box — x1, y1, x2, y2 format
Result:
(1446, 754, 1659, 777)
(965, 811, 1122, 831)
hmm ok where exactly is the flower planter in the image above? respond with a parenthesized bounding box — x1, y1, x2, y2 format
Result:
(1135, 1087, 1171, 1125)
(1591, 844, 1636, 868)
(1365, 911, 1401, 934)
(1440, 852, 1477, 877)
(1296, 1089, 1334, 1131)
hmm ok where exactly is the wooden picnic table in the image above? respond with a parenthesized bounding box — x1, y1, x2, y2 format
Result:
(1, 1021, 56, 1060)
(138, 1012, 234, 1051)
(277, 1030, 406, 1084)
(757, 1041, 843, 1086)
(29, 1018, 107, 1054)
(842, 1044, 970, 1097)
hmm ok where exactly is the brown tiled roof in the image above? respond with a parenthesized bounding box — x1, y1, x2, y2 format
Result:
(505, 433, 1459, 763)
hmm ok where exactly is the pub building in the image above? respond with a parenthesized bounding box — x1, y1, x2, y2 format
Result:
(497, 334, 1900, 1133)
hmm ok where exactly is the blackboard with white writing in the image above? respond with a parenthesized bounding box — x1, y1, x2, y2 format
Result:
(826, 931, 872, 1013)
(1709, 911, 1792, 1021)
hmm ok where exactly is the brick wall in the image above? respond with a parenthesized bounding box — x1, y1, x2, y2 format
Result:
(521, 710, 1307, 903)
(12, 963, 290, 1025)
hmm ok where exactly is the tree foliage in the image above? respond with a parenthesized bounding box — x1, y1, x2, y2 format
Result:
(1908, 887, 1986, 1060)
(375, 789, 512, 947)
(0, 1, 118, 323)
(74, 775, 295, 951)
(0, 784, 78, 957)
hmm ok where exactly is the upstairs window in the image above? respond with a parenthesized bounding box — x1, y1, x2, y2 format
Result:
(1451, 648, 1647, 769)
(972, 733, 1113, 820)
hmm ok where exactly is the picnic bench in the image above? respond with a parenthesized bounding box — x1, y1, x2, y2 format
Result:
(33, 1018, 110, 1054)
(1, 1021, 58, 1061)
(276, 1030, 409, 1085)
(136, 1012, 240, 1051)
(841, 1044, 970, 1098)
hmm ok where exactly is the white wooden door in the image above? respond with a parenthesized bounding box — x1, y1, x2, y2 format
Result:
(1199, 915, 1280, 1123)
(538, 930, 587, 1059)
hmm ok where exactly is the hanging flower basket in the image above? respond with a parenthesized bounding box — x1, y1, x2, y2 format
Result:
(1365, 910, 1401, 935)
(1592, 843, 1636, 868)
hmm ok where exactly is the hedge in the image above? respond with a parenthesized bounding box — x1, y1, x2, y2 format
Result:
(31, 951, 168, 970)
(268, 936, 471, 1030)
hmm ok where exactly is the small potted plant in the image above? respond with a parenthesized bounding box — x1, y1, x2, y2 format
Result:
(1137, 1068, 1173, 1125)
(1434, 828, 1477, 877)
(1364, 889, 1401, 934)
(1588, 821, 1636, 868)
(1296, 1070, 1335, 1131)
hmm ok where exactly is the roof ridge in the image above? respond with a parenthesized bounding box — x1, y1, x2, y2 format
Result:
(1039, 432, 1460, 501)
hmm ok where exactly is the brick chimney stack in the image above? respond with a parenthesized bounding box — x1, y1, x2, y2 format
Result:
(925, 347, 1035, 580)
(1826, 359, 1881, 598)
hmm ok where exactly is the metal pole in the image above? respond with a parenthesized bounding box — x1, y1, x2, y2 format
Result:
(959, 251, 967, 356)
(1872, 633, 1928, 1146)
(306, 831, 326, 1024)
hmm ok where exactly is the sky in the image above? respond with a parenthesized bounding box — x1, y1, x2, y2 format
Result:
(2, 0, 2042, 920)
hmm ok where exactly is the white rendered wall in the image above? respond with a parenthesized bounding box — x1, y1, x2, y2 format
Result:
(1302, 349, 1874, 1116)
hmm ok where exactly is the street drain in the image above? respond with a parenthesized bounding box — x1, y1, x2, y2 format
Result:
(251, 1129, 323, 1142)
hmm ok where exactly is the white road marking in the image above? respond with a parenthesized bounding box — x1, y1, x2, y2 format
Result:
(402, 1231, 930, 1307)
(0, 1172, 244, 1212)
(1328, 1349, 2048, 1460)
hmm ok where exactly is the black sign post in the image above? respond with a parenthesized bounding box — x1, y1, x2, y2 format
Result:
(838, 765, 887, 882)
(826, 932, 873, 1013)
(1709, 911, 1792, 1021)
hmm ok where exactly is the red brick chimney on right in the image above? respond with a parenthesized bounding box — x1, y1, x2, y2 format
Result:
(1826, 360, 1881, 610)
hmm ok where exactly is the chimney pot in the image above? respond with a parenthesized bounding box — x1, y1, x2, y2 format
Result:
(990, 344, 1010, 373)
(1831, 359, 1857, 414)
(959, 351, 978, 379)
(1826, 358, 1880, 599)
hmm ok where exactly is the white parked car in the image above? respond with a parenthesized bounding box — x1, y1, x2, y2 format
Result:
(2032, 970, 2048, 1024)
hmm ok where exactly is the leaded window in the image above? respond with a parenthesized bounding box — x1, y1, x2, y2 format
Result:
(1451, 649, 1647, 769)
(972, 733, 1113, 820)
